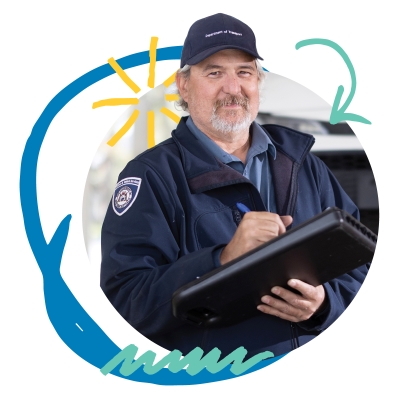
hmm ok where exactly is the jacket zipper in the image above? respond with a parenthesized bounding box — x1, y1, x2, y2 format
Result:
(290, 322, 300, 349)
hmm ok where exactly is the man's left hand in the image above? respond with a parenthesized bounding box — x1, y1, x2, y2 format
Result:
(257, 279, 326, 322)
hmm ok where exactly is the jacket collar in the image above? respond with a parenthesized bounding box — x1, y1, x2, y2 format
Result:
(171, 117, 315, 214)
(260, 124, 315, 165)
(171, 117, 251, 193)
(262, 124, 315, 215)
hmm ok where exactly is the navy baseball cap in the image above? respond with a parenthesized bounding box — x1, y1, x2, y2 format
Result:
(180, 13, 263, 68)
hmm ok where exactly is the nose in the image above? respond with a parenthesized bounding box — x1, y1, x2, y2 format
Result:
(222, 73, 241, 95)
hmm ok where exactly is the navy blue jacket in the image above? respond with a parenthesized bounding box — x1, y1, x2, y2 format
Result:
(100, 117, 368, 358)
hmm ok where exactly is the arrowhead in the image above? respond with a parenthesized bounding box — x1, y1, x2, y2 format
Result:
(330, 85, 371, 125)
(47, 214, 72, 268)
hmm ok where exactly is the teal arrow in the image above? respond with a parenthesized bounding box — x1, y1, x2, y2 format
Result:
(295, 38, 371, 125)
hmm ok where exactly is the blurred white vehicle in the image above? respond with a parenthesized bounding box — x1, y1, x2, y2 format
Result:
(256, 73, 378, 234)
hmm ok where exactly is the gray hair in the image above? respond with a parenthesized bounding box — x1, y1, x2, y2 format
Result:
(170, 60, 266, 112)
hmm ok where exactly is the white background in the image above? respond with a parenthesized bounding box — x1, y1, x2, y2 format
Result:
(1, 1, 398, 398)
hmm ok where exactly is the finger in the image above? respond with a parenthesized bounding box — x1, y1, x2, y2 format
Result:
(287, 279, 318, 299)
(257, 303, 300, 323)
(238, 222, 282, 245)
(259, 292, 315, 322)
(280, 215, 293, 227)
(260, 293, 300, 315)
(287, 280, 326, 312)
(221, 216, 285, 263)
(243, 212, 288, 235)
(261, 289, 310, 314)
(269, 286, 309, 310)
(253, 225, 285, 241)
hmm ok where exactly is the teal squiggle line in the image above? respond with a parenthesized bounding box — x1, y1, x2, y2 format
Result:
(101, 345, 274, 377)
(19, 45, 285, 384)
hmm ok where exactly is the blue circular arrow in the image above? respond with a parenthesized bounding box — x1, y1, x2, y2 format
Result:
(19, 46, 284, 384)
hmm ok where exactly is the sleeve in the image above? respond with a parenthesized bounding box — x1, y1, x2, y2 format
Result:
(100, 159, 223, 338)
(297, 154, 370, 332)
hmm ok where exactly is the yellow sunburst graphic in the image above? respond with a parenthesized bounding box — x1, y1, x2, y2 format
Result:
(92, 37, 181, 148)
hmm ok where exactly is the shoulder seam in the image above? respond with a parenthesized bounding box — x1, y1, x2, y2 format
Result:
(127, 158, 178, 210)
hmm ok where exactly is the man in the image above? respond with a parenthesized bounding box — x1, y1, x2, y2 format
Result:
(100, 13, 368, 359)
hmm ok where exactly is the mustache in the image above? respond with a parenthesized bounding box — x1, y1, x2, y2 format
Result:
(213, 95, 250, 111)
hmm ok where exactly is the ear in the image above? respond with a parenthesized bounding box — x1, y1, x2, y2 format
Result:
(175, 72, 189, 103)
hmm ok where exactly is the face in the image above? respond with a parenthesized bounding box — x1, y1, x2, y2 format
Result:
(176, 49, 260, 141)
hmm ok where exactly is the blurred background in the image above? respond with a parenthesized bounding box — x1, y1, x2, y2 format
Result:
(82, 72, 379, 268)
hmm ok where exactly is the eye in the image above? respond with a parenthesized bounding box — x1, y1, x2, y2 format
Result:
(208, 71, 221, 77)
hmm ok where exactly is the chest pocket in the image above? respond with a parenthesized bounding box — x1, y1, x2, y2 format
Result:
(194, 206, 240, 249)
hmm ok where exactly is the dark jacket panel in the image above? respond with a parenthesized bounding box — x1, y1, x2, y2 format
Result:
(100, 117, 368, 358)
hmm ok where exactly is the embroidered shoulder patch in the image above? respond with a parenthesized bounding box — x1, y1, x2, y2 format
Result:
(112, 177, 142, 216)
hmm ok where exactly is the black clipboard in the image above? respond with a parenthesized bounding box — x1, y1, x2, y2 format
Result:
(171, 207, 376, 327)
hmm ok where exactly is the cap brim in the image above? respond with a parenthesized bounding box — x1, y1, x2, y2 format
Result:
(182, 45, 264, 67)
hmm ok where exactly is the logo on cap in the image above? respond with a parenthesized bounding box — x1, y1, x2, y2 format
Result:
(180, 13, 263, 67)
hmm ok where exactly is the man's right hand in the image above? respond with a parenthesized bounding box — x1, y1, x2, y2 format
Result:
(220, 212, 293, 265)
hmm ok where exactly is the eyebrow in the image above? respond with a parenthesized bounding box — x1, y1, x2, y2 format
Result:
(202, 63, 256, 72)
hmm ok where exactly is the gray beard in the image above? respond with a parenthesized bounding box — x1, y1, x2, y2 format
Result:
(210, 109, 252, 134)
(210, 95, 252, 134)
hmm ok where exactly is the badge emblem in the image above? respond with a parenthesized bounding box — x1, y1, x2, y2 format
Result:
(112, 177, 142, 216)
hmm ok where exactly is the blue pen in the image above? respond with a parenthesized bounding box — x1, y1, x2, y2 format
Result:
(236, 202, 251, 214)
